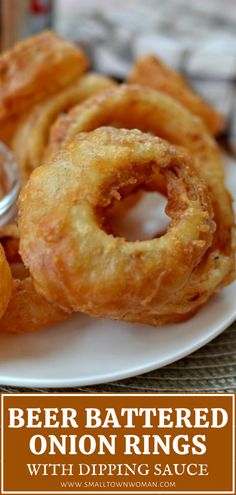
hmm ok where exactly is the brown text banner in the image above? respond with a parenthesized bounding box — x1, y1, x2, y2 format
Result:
(0, 393, 235, 494)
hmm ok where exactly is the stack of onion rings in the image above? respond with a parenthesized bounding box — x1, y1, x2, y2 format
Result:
(0, 32, 234, 332)
(0, 31, 90, 333)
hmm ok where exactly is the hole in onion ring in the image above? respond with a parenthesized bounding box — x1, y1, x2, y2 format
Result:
(10, 262, 29, 280)
(104, 190, 170, 241)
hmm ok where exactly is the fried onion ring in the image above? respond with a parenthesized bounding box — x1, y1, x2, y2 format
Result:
(48, 84, 233, 250)
(0, 74, 117, 263)
(12, 73, 117, 183)
(0, 244, 12, 319)
(127, 55, 224, 136)
(46, 85, 235, 315)
(0, 275, 69, 334)
(0, 30, 89, 122)
(19, 127, 215, 325)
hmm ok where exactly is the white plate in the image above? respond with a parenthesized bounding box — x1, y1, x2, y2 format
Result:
(0, 154, 235, 388)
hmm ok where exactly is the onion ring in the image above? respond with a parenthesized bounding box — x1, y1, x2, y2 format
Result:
(0, 233, 69, 333)
(12, 73, 117, 184)
(46, 85, 235, 315)
(0, 30, 89, 122)
(127, 55, 224, 136)
(19, 127, 215, 325)
(0, 74, 117, 264)
(0, 244, 12, 319)
(0, 275, 69, 334)
(48, 84, 233, 249)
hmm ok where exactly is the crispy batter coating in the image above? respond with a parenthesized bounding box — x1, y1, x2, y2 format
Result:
(0, 276, 69, 334)
(0, 30, 89, 122)
(0, 244, 12, 319)
(12, 73, 117, 183)
(127, 55, 224, 136)
(19, 127, 215, 325)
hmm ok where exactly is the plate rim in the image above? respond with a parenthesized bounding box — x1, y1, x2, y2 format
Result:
(0, 310, 235, 388)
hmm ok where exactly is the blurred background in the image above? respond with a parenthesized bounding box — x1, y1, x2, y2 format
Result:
(1, 0, 236, 151)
